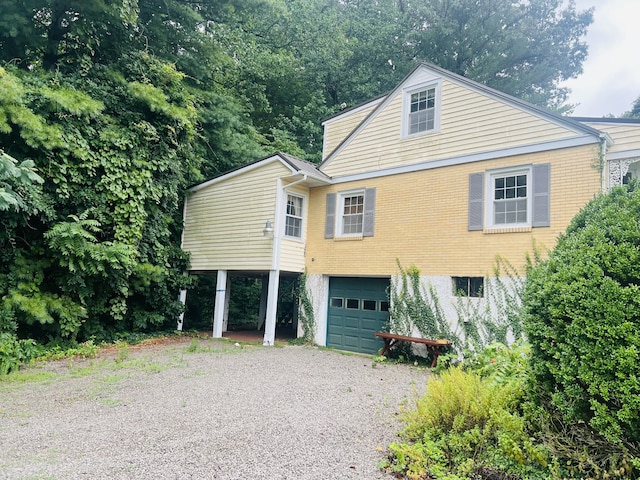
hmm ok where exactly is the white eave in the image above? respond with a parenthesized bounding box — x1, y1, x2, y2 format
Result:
(188, 152, 331, 193)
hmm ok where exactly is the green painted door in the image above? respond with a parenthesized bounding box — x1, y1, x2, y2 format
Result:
(327, 277, 390, 354)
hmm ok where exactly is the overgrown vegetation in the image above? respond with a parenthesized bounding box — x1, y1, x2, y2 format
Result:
(297, 272, 316, 343)
(385, 185, 640, 479)
(387, 257, 527, 359)
(381, 342, 550, 480)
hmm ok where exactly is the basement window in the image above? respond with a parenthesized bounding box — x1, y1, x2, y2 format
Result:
(453, 277, 484, 298)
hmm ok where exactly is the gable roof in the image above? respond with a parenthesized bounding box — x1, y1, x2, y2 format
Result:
(188, 152, 330, 193)
(320, 62, 611, 170)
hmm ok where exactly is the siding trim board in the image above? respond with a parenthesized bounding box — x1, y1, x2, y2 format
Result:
(608, 149, 640, 161)
(330, 135, 597, 184)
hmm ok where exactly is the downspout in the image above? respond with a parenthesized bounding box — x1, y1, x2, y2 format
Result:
(600, 134, 608, 193)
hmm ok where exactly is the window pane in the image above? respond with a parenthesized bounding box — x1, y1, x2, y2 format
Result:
(453, 277, 484, 297)
(285, 195, 303, 238)
(469, 277, 484, 297)
(362, 300, 377, 311)
(408, 88, 436, 134)
(346, 298, 359, 309)
(380, 301, 389, 312)
(330, 298, 343, 308)
(453, 277, 468, 295)
(492, 172, 529, 225)
(341, 194, 364, 234)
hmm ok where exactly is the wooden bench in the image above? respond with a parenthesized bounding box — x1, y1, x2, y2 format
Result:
(374, 332, 452, 367)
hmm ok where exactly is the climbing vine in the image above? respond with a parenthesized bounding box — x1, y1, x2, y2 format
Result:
(297, 272, 316, 344)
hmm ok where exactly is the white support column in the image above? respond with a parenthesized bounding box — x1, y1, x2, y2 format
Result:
(177, 289, 187, 331)
(222, 275, 230, 333)
(263, 269, 280, 346)
(258, 275, 269, 331)
(213, 270, 228, 338)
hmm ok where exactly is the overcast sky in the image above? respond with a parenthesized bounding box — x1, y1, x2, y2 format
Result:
(562, 0, 639, 118)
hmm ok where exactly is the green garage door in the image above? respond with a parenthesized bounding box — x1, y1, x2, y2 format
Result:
(327, 277, 390, 354)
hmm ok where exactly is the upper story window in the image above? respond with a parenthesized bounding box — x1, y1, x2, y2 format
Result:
(491, 170, 530, 226)
(402, 80, 441, 138)
(285, 194, 303, 238)
(340, 192, 364, 235)
(324, 188, 376, 239)
(409, 88, 436, 134)
(468, 163, 550, 232)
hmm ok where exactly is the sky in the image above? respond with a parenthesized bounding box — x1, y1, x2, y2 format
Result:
(562, 0, 639, 117)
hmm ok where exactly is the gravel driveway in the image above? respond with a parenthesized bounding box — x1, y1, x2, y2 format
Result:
(0, 336, 430, 479)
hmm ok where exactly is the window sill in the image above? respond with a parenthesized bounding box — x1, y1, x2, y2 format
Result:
(283, 235, 305, 243)
(333, 234, 364, 241)
(483, 226, 532, 234)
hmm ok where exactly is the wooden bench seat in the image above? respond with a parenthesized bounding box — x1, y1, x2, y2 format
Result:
(374, 332, 452, 367)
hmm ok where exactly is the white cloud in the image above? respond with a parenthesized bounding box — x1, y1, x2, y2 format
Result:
(562, 0, 640, 117)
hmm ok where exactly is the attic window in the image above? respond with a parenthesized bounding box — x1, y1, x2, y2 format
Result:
(402, 80, 441, 138)
(409, 88, 436, 134)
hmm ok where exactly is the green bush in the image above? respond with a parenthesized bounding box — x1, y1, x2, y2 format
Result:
(0, 332, 41, 375)
(383, 365, 548, 479)
(523, 184, 640, 447)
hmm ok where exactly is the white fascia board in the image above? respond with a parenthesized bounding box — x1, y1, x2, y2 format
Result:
(189, 155, 296, 192)
(330, 135, 599, 184)
(607, 149, 640, 161)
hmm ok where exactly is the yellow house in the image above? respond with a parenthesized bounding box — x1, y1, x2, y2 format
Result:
(181, 63, 640, 353)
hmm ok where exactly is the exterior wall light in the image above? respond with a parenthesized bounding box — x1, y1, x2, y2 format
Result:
(263, 220, 274, 238)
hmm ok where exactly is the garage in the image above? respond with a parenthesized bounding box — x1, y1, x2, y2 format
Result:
(327, 277, 390, 354)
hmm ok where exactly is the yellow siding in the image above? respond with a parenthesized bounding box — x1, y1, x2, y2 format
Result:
(322, 102, 380, 160)
(182, 162, 290, 271)
(279, 183, 309, 272)
(585, 122, 640, 155)
(306, 144, 601, 277)
(322, 80, 584, 177)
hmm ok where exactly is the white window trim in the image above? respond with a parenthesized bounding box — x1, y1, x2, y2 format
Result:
(485, 165, 533, 230)
(284, 192, 306, 241)
(401, 79, 442, 139)
(337, 189, 365, 238)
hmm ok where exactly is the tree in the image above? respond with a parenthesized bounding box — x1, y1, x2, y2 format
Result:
(624, 96, 640, 119)
(401, 0, 592, 111)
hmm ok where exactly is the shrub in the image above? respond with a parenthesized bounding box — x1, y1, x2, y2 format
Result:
(384, 366, 548, 480)
(523, 183, 640, 446)
(0, 332, 40, 375)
